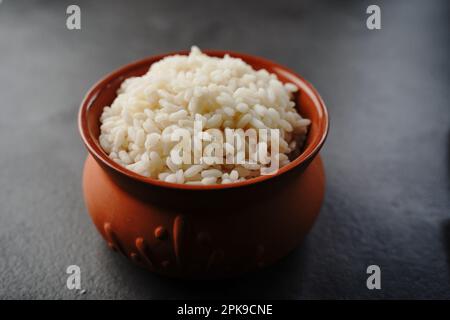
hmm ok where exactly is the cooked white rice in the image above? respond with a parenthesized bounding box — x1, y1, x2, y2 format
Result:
(99, 47, 310, 185)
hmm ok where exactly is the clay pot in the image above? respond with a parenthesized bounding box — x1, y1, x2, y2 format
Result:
(78, 50, 329, 279)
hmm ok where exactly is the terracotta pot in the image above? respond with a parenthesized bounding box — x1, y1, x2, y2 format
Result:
(78, 50, 329, 279)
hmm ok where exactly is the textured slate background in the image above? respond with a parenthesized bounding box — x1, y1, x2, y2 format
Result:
(0, 0, 449, 299)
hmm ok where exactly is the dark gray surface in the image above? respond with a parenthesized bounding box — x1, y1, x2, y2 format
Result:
(0, 0, 449, 299)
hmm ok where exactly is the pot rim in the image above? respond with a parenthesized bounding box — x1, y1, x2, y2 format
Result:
(78, 50, 329, 190)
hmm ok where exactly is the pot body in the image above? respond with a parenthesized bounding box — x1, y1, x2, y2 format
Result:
(82, 154, 325, 279)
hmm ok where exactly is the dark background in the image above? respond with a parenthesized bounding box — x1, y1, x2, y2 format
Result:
(0, 0, 449, 299)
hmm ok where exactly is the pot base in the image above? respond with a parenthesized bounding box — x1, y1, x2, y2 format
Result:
(82, 155, 325, 279)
